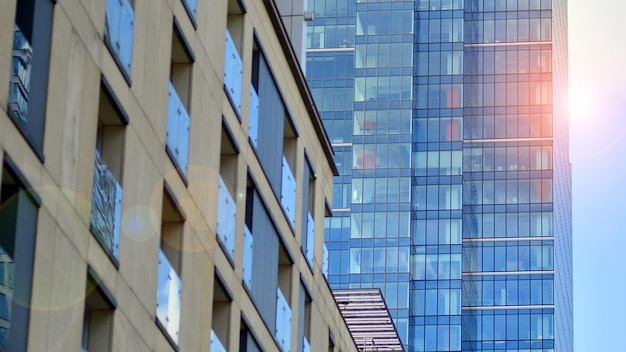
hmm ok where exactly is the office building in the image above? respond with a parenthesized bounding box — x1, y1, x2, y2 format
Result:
(305, 0, 572, 351)
(0, 0, 363, 351)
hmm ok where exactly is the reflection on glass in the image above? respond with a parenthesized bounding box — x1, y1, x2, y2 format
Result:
(210, 330, 227, 352)
(224, 30, 243, 114)
(156, 250, 181, 344)
(281, 156, 297, 228)
(166, 82, 190, 177)
(323, 243, 329, 278)
(105, 0, 134, 76)
(249, 84, 259, 147)
(8, 25, 31, 123)
(306, 212, 315, 267)
(0, 246, 13, 351)
(90, 150, 122, 258)
(242, 225, 253, 288)
(217, 176, 236, 261)
(303, 336, 311, 352)
(275, 288, 292, 352)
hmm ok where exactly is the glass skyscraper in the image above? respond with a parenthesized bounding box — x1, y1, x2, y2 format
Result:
(305, 0, 571, 351)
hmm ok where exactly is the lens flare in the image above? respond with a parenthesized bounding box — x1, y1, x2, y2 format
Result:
(122, 205, 159, 242)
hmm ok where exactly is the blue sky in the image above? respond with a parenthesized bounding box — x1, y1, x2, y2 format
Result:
(569, 0, 626, 350)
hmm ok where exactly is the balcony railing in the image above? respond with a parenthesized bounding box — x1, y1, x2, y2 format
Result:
(210, 330, 227, 352)
(166, 82, 190, 178)
(323, 243, 329, 278)
(305, 212, 315, 267)
(217, 176, 236, 261)
(275, 288, 292, 352)
(224, 30, 243, 114)
(105, 0, 134, 77)
(281, 157, 296, 228)
(248, 84, 259, 148)
(242, 225, 253, 289)
(90, 151, 122, 259)
(156, 250, 181, 345)
(303, 336, 311, 352)
(8, 25, 32, 124)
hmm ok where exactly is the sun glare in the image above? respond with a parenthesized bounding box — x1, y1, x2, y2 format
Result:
(569, 84, 595, 123)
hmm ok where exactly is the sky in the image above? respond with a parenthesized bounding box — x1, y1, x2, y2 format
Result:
(568, 0, 626, 350)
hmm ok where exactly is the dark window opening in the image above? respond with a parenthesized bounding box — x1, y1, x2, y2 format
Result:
(210, 273, 232, 351)
(7, 0, 54, 160)
(0, 157, 40, 351)
(155, 185, 185, 346)
(90, 79, 127, 261)
(81, 270, 116, 352)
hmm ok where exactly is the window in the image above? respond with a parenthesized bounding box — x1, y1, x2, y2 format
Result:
(166, 21, 194, 180)
(251, 46, 285, 189)
(281, 120, 297, 228)
(217, 124, 239, 262)
(243, 183, 293, 349)
(0, 155, 40, 351)
(104, 0, 135, 81)
(301, 157, 316, 267)
(7, 0, 54, 159)
(277, 243, 293, 304)
(328, 332, 335, 352)
(251, 43, 300, 229)
(298, 282, 312, 352)
(170, 20, 194, 112)
(181, 0, 197, 23)
(224, 0, 245, 115)
(210, 273, 232, 352)
(81, 269, 116, 352)
(323, 203, 331, 278)
(90, 78, 127, 262)
(239, 320, 261, 352)
(276, 246, 293, 352)
(156, 184, 185, 346)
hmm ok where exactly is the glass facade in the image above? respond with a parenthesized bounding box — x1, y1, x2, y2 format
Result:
(307, 0, 414, 343)
(306, 0, 571, 351)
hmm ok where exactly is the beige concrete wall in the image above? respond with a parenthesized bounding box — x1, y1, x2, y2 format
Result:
(0, 0, 354, 351)
(275, 0, 308, 70)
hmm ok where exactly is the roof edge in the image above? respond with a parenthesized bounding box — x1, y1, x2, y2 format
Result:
(261, 0, 339, 176)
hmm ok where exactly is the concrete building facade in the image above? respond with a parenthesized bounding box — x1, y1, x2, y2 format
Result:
(0, 0, 360, 351)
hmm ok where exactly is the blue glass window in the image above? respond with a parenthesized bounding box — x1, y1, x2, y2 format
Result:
(242, 225, 253, 288)
(105, 0, 134, 78)
(306, 212, 315, 267)
(156, 250, 181, 344)
(275, 288, 292, 352)
(216, 176, 236, 261)
(224, 30, 243, 114)
(248, 84, 259, 147)
(166, 82, 191, 178)
(281, 156, 297, 228)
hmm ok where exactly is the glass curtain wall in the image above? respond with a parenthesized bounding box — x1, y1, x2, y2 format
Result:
(460, 0, 557, 351)
(411, 0, 464, 350)
(306, 0, 415, 346)
(308, 0, 570, 351)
